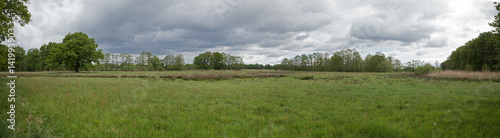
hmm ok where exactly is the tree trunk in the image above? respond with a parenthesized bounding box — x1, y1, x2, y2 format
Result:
(75, 62, 80, 72)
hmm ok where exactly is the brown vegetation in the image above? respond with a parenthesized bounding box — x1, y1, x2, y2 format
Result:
(160, 72, 286, 81)
(48, 74, 119, 78)
(426, 70, 500, 81)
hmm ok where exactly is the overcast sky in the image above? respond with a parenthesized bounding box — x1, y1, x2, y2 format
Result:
(12, 0, 498, 65)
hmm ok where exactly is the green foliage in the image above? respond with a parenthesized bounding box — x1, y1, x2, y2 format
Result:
(364, 52, 391, 72)
(25, 48, 42, 71)
(121, 63, 137, 71)
(39, 42, 57, 70)
(150, 55, 162, 71)
(212, 52, 227, 70)
(281, 49, 401, 72)
(193, 51, 243, 70)
(13, 46, 26, 71)
(243, 63, 273, 70)
(194, 52, 213, 70)
(46, 32, 104, 72)
(482, 64, 491, 72)
(0, 44, 7, 71)
(331, 54, 342, 71)
(184, 63, 198, 70)
(163, 54, 184, 71)
(414, 63, 438, 75)
(465, 64, 473, 71)
(0, 0, 31, 42)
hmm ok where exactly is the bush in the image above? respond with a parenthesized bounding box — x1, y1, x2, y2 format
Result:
(465, 64, 473, 71)
(482, 64, 491, 72)
(414, 64, 438, 75)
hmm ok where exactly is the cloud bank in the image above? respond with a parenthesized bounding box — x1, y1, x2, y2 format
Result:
(13, 0, 498, 64)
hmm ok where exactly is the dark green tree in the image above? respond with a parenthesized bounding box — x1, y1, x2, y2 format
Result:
(47, 32, 104, 72)
(212, 52, 227, 70)
(193, 52, 213, 70)
(40, 42, 57, 70)
(13, 46, 25, 71)
(25, 48, 42, 71)
(0, 44, 7, 71)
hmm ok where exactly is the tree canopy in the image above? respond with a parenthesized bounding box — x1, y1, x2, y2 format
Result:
(47, 32, 104, 72)
(0, 0, 31, 42)
(193, 51, 244, 70)
(279, 49, 403, 72)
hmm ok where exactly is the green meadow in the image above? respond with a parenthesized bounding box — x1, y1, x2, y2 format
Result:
(1, 70, 499, 137)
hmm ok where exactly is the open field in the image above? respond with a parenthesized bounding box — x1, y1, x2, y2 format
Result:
(1, 70, 499, 137)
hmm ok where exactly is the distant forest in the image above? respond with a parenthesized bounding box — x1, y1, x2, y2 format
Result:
(0, 40, 427, 72)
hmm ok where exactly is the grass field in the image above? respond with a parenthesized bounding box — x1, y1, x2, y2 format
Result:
(1, 70, 499, 137)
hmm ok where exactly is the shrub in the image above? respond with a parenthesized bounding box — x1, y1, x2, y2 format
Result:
(414, 63, 438, 75)
(482, 64, 491, 72)
(465, 64, 473, 71)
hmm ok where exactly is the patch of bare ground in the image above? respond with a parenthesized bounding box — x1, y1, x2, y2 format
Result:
(160, 72, 286, 81)
(48, 74, 119, 78)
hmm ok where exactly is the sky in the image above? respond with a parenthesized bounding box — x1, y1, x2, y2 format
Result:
(11, 0, 499, 65)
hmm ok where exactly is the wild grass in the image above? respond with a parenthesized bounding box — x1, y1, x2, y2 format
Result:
(0, 70, 499, 137)
(427, 70, 500, 81)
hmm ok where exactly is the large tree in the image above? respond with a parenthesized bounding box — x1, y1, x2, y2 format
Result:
(0, 0, 31, 42)
(25, 48, 42, 71)
(0, 44, 7, 71)
(40, 42, 57, 70)
(193, 52, 213, 70)
(193, 51, 242, 70)
(13, 45, 25, 71)
(47, 32, 104, 72)
(212, 52, 227, 70)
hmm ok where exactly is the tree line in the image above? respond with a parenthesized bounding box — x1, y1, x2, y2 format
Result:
(97, 51, 187, 71)
(278, 49, 428, 72)
(440, 2, 500, 72)
(193, 51, 245, 70)
(440, 31, 500, 71)
(0, 32, 252, 72)
(1, 32, 103, 72)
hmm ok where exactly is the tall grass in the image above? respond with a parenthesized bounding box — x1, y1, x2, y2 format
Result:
(427, 70, 500, 81)
(1, 71, 499, 137)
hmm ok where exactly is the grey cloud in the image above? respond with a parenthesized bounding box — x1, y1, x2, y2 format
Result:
(425, 37, 448, 48)
(14, 0, 496, 65)
(66, 0, 336, 56)
(294, 34, 309, 40)
(480, 1, 497, 21)
(349, 0, 448, 43)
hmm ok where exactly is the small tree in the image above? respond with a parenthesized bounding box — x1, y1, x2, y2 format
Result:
(415, 63, 437, 76)
(482, 64, 491, 72)
(464, 64, 473, 71)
